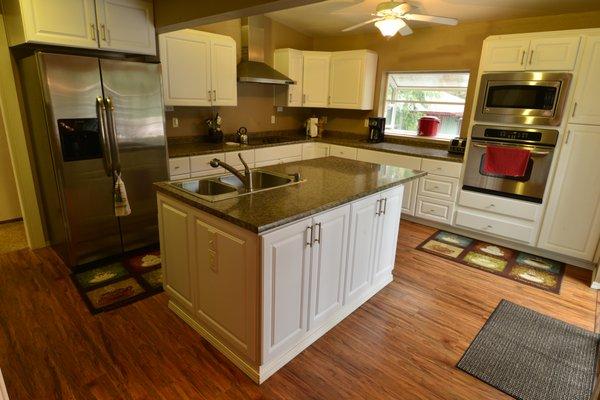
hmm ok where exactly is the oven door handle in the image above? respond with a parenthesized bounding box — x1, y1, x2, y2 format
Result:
(472, 143, 551, 157)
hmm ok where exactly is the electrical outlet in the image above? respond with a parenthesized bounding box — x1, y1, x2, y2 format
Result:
(364, 118, 369, 128)
(271, 115, 276, 124)
(172, 117, 179, 128)
(276, 106, 283, 112)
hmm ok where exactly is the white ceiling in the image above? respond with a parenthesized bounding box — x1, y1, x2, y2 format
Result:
(266, 0, 600, 36)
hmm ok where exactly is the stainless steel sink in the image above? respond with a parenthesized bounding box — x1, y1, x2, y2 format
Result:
(219, 170, 293, 191)
(168, 170, 304, 202)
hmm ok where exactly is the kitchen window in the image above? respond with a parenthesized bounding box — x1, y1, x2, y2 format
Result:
(383, 72, 470, 140)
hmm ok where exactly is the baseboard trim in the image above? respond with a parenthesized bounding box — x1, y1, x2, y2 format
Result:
(404, 215, 595, 271)
(168, 274, 394, 384)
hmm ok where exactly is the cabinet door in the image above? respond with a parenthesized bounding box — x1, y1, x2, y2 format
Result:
(372, 187, 403, 286)
(158, 199, 194, 312)
(481, 38, 530, 72)
(302, 52, 331, 108)
(329, 52, 364, 109)
(571, 34, 600, 126)
(538, 125, 600, 261)
(211, 35, 238, 106)
(309, 205, 350, 330)
(159, 30, 212, 106)
(194, 218, 258, 362)
(527, 36, 580, 71)
(344, 194, 379, 305)
(95, 0, 156, 55)
(21, 0, 97, 48)
(262, 218, 312, 363)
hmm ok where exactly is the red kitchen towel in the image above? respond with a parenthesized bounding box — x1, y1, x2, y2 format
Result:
(483, 146, 531, 177)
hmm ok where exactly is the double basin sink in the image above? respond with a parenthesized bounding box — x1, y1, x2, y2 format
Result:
(170, 170, 304, 202)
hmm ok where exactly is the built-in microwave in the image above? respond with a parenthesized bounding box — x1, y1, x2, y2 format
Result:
(475, 72, 571, 126)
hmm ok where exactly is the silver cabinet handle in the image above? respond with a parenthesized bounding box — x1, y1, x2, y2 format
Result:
(520, 50, 526, 66)
(289, 93, 292, 103)
(104, 96, 121, 173)
(528, 49, 534, 65)
(90, 24, 96, 40)
(565, 130, 571, 144)
(208, 90, 212, 101)
(375, 199, 381, 216)
(313, 222, 322, 245)
(302, 94, 306, 104)
(306, 226, 313, 247)
(96, 97, 112, 176)
(100, 24, 107, 41)
(213, 90, 216, 101)
(382, 198, 388, 215)
(572, 102, 578, 118)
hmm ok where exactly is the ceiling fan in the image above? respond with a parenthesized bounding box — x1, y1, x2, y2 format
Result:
(342, 1, 458, 38)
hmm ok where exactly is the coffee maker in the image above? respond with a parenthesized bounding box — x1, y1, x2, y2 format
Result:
(368, 117, 385, 143)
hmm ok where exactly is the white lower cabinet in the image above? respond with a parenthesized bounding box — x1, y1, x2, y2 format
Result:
(329, 144, 357, 160)
(415, 196, 455, 224)
(158, 184, 404, 383)
(538, 125, 600, 261)
(301, 143, 330, 160)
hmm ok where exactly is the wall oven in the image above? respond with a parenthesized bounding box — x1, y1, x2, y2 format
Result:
(475, 72, 571, 126)
(463, 125, 558, 203)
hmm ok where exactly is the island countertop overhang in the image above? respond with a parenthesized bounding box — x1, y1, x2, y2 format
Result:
(154, 157, 426, 233)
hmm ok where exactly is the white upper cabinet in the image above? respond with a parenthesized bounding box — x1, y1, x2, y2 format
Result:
(274, 48, 304, 107)
(160, 30, 211, 106)
(95, 0, 156, 55)
(159, 30, 237, 107)
(329, 50, 378, 110)
(570, 34, 600, 126)
(481, 35, 580, 72)
(302, 51, 331, 108)
(481, 38, 531, 72)
(210, 35, 238, 106)
(538, 125, 600, 261)
(3, 0, 156, 55)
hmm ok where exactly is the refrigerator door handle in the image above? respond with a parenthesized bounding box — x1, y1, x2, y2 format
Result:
(96, 96, 112, 176)
(104, 96, 121, 173)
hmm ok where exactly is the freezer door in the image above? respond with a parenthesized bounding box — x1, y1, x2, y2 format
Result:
(39, 53, 122, 265)
(99, 59, 168, 252)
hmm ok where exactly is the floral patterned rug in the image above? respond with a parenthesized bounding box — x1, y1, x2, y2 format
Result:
(71, 248, 163, 314)
(416, 231, 565, 293)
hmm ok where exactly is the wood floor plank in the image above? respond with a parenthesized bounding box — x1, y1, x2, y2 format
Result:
(0, 220, 596, 399)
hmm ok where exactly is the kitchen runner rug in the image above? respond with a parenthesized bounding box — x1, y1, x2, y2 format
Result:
(457, 300, 599, 400)
(71, 248, 163, 314)
(416, 230, 565, 293)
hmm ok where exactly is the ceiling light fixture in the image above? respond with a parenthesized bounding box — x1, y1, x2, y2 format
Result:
(374, 18, 403, 37)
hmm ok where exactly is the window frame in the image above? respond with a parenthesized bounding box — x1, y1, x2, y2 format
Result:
(379, 70, 470, 142)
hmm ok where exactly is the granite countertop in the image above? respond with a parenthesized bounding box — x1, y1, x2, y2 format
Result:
(167, 135, 464, 163)
(155, 157, 426, 233)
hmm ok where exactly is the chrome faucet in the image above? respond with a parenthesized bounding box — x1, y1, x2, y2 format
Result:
(210, 153, 254, 191)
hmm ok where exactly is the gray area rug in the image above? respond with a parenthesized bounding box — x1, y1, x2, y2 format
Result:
(457, 300, 600, 400)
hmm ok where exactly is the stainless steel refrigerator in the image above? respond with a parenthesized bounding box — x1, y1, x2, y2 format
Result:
(18, 52, 168, 268)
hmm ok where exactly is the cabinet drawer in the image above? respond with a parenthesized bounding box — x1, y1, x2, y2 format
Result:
(255, 144, 302, 162)
(455, 209, 534, 243)
(415, 196, 454, 224)
(421, 158, 462, 178)
(458, 190, 540, 222)
(169, 157, 190, 176)
(418, 175, 458, 201)
(329, 145, 358, 160)
(191, 153, 225, 173)
(225, 149, 255, 166)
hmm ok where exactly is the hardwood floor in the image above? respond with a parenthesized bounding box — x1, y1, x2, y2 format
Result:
(0, 220, 596, 399)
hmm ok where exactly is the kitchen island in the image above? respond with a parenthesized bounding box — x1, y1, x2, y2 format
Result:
(154, 157, 425, 383)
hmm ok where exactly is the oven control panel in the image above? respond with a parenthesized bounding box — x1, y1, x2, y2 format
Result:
(483, 129, 542, 142)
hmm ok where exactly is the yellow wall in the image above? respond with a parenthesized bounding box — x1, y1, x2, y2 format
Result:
(0, 103, 21, 221)
(0, 15, 45, 247)
(166, 17, 314, 138)
(312, 10, 600, 137)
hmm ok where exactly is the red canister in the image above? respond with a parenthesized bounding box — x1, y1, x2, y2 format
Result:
(418, 116, 441, 137)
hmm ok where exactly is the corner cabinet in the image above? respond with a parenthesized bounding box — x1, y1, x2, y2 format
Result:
(3, 0, 156, 55)
(481, 35, 580, 72)
(159, 30, 237, 107)
(329, 50, 378, 110)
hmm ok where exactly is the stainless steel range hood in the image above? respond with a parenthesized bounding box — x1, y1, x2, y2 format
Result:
(237, 16, 294, 85)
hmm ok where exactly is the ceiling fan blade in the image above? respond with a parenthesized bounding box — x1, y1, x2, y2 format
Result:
(342, 17, 383, 32)
(398, 20, 413, 36)
(403, 13, 458, 26)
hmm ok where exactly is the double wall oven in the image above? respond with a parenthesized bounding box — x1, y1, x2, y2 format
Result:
(464, 71, 571, 203)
